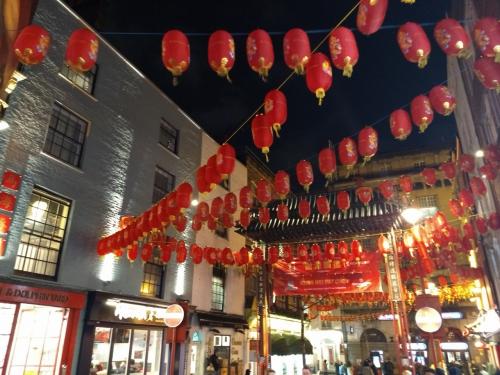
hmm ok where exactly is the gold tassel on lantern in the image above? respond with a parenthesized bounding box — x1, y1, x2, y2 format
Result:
(343, 57, 353, 78)
(417, 49, 428, 68)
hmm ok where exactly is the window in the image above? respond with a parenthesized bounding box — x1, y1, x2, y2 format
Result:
(43, 102, 88, 167)
(215, 222, 228, 239)
(14, 188, 71, 278)
(141, 255, 164, 298)
(416, 194, 438, 209)
(211, 264, 225, 311)
(60, 63, 97, 94)
(414, 161, 426, 169)
(152, 166, 175, 203)
(360, 237, 377, 252)
(159, 120, 179, 154)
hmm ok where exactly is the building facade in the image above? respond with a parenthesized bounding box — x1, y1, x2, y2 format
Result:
(0, 0, 203, 374)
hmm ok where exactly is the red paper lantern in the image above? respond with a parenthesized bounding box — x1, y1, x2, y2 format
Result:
(485, 144, 500, 167)
(337, 241, 349, 258)
(224, 192, 238, 214)
(264, 89, 287, 137)
(141, 243, 153, 263)
(204, 247, 218, 265)
(127, 243, 138, 262)
(474, 57, 500, 93)
(256, 179, 272, 206)
(283, 28, 311, 74)
(1, 170, 21, 191)
(459, 189, 475, 210)
(211, 197, 224, 219)
(399, 175, 413, 193)
(221, 247, 234, 266)
(65, 28, 99, 72)
(479, 164, 497, 181)
(378, 180, 395, 200)
(216, 143, 236, 178)
(316, 196, 330, 217)
(356, 187, 373, 205)
(222, 212, 234, 229)
(277, 203, 289, 222)
(328, 26, 359, 77)
(390, 109, 412, 140)
(207, 215, 217, 231)
(339, 137, 358, 171)
(206, 155, 222, 188)
(429, 85, 456, 116)
(192, 214, 202, 231)
(422, 168, 437, 186)
(463, 222, 475, 240)
(336, 191, 350, 212)
(191, 244, 204, 264)
(13, 25, 51, 65)
(440, 162, 457, 180)
(247, 29, 274, 80)
(258, 207, 270, 225)
(297, 244, 309, 261)
(296, 160, 314, 192)
(176, 182, 192, 209)
(356, 0, 389, 36)
(196, 165, 211, 194)
(397, 22, 431, 68)
(239, 186, 253, 208)
(470, 176, 487, 197)
(197, 202, 210, 222)
(351, 239, 362, 259)
(311, 243, 322, 262)
(305, 52, 333, 105)
(449, 198, 464, 218)
(475, 217, 489, 234)
(176, 240, 187, 263)
(324, 242, 335, 260)
(434, 18, 471, 58)
(473, 18, 500, 62)
(240, 208, 251, 229)
(410, 95, 434, 133)
(208, 30, 235, 80)
(252, 247, 264, 265)
(165, 192, 180, 221)
(282, 245, 293, 263)
(459, 154, 475, 173)
(298, 198, 311, 220)
(162, 30, 190, 84)
(251, 113, 273, 161)
(437, 276, 448, 287)
(175, 214, 187, 232)
(358, 126, 378, 163)
(268, 246, 280, 264)
(488, 212, 500, 230)
(378, 235, 391, 254)
(318, 147, 336, 181)
(274, 170, 290, 199)
(434, 211, 448, 228)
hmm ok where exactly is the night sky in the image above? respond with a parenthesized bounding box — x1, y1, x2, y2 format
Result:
(71, 0, 456, 173)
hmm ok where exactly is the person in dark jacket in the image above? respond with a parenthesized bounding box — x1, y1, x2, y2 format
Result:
(382, 359, 394, 375)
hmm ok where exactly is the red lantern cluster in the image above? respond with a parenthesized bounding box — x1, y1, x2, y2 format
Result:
(13, 25, 51, 65)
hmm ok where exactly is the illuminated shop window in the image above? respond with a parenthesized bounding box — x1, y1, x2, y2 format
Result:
(141, 255, 164, 298)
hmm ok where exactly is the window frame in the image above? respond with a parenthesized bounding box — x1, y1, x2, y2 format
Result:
(211, 263, 226, 312)
(159, 119, 179, 155)
(416, 194, 439, 209)
(59, 63, 98, 95)
(43, 102, 89, 169)
(140, 255, 165, 298)
(152, 166, 175, 204)
(13, 187, 72, 280)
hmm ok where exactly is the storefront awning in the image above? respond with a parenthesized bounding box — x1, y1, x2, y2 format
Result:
(196, 311, 248, 329)
(271, 334, 313, 356)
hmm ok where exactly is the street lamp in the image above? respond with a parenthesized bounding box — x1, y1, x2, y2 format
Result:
(0, 119, 9, 131)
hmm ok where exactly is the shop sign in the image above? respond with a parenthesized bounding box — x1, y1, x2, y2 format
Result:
(415, 307, 442, 333)
(0, 282, 85, 309)
(440, 342, 468, 351)
(164, 304, 184, 327)
(111, 300, 184, 326)
(441, 312, 463, 320)
(385, 253, 402, 301)
(192, 331, 201, 342)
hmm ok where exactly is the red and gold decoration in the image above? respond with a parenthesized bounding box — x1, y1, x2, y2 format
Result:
(339, 137, 358, 172)
(161, 30, 190, 85)
(1, 171, 21, 191)
(216, 143, 236, 179)
(399, 175, 413, 193)
(429, 85, 456, 116)
(196, 165, 211, 194)
(240, 209, 251, 229)
(378, 180, 395, 201)
(13, 24, 51, 65)
(336, 190, 350, 212)
(390, 109, 412, 140)
(208, 30, 235, 80)
(274, 170, 290, 199)
(473, 18, 500, 63)
(459, 153, 475, 173)
(328, 26, 359, 77)
(277, 202, 289, 222)
(305, 52, 333, 105)
(296, 160, 314, 192)
(434, 18, 471, 58)
(239, 186, 253, 209)
(397, 22, 431, 68)
(316, 195, 330, 218)
(0, 192, 16, 213)
(356, 186, 373, 206)
(256, 179, 272, 206)
(318, 146, 337, 183)
(283, 28, 311, 74)
(356, 0, 388, 36)
(298, 198, 311, 220)
(421, 168, 437, 186)
(0, 213, 12, 234)
(247, 29, 274, 80)
(65, 28, 99, 72)
(357, 126, 378, 163)
(410, 95, 434, 133)
(264, 89, 287, 137)
(224, 192, 238, 214)
(251, 113, 273, 161)
(440, 161, 457, 180)
(205, 155, 222, 188)
(474, 57, 500, 93)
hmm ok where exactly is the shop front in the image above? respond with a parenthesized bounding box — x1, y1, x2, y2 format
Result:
(78, 292, 188, 375)
(0, 280, 86, 374)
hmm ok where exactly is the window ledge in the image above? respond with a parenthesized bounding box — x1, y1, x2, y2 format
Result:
(158, 143, 180, 159)
(57, 73, 98, 102)
(41, 151, 85, 174)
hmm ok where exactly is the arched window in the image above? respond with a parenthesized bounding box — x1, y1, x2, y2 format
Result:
(360, 328, 387, 342)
